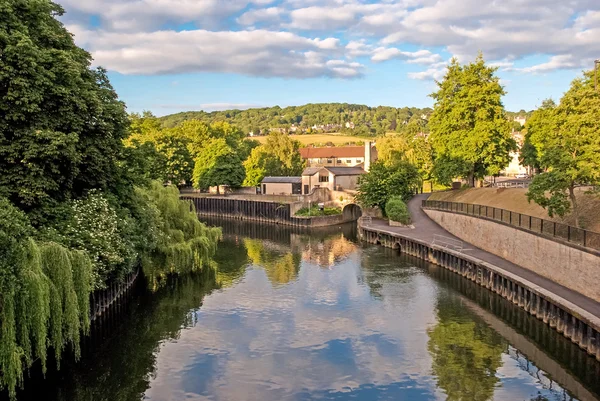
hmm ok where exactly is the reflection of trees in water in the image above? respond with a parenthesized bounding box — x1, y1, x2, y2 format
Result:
(14, 270, 218, 401)
(427, 294, 505, 401)
(244, 238, 301, 285)
(214, 237, 249, 288)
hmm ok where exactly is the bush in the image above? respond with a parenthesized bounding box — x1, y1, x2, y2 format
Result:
(295, 206, 341, 216)
(385, 196, 411, 224)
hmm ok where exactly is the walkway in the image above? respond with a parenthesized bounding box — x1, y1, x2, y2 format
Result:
(364, 194, 600, 319)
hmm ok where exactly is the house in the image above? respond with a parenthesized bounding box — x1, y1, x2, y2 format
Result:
(514, 116, 527, 127)
(261, 176, 302, 195)
(299, 142, 377, 168)
(301, 166, 366, 194)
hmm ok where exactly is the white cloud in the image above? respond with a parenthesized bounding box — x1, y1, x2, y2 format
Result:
(237, 7, 284, 26)
(57, 0, 600, 80)
(371, 47, 441, 65)
(70, 26, 363, 78)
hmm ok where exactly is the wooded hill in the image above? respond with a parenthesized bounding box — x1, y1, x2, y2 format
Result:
(159, 103, 533, 137)
(159, 103, 434, 136)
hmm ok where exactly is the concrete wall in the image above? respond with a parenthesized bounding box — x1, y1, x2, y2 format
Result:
(334, 175, 360, 190)
(263, 182, 293, 195)
(424, 209, 600, 302)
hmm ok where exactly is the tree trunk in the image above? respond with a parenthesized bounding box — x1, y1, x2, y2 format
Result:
(467, 168, 475, 187)
(568, 183, 580, 227)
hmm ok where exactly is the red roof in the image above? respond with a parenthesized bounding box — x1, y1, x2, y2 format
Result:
(299, 146, 364, 159)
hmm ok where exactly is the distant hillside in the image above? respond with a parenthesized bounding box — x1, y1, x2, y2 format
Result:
(158, 103, 433, 137)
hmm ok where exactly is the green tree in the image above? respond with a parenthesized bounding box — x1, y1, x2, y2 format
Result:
(428, 55, 515, 186)
(0, 0, 129, 223)
(243, 132, 304, 186)
(377, 133, 434, 183)
(526, 72, 600, 227)
(192, 138, 245, 192)
(355, 160, 420, 211)
(519, 99, 556, 172)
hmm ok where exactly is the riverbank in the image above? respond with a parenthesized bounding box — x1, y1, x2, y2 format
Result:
(358, 194, 600, 361)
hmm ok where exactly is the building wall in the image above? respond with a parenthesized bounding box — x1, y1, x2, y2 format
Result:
(424, 209, 600, 303)
(334, 175, 361, 190)
(307, 157, 364, 167)
(263, 182, 293, 195)
(503, 151, 528, 176)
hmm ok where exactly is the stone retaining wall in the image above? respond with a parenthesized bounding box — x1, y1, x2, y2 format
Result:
(424, 209, 600, 303)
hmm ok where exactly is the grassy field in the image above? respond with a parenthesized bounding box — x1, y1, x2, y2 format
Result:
(428, 187, 600, 232)
(251, 133, 367, 145)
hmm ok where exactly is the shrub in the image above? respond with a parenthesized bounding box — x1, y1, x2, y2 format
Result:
(295, 206, 341, 216)
(385, 196, 411, 224)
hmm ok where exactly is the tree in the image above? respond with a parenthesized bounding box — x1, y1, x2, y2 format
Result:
(520, 99, 556, 172)
(428, 55, 515, 187)
(243, 132, 305, 186)
(192, 138, 245, 192)
(526, 71, 600, 227)
(377, 133, 434, 184)
(0, 0, 128, 223)
(355, 160, 420, 211)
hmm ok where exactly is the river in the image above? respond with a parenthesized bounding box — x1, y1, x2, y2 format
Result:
(8, 219, 600, 401)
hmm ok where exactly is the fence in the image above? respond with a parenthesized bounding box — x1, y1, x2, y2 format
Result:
(422, 200, 600, 251)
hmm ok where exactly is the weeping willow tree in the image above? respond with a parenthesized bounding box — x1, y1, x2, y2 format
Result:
(137, 183, 222, 291)
(0, 199, 93, 399)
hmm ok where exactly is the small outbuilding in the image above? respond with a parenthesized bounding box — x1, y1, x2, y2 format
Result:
(261, 176, 302, 195)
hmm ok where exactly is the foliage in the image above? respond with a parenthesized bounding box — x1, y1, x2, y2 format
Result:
(137, 183, 222, 291)
(377, 133, 434, 182)
(428, 55, 516, 186)
(295, 206, 341, 216)
(525, 71, 600, 227)
(0, 199, 93, 398)
(243, 132, 305, 186)
(59, 191, 136, 289)
(356, 161, 420, 210)
(192, 138, 245, 190)
(159, 103, 435, 137)
(0, 0, 128, 223)
(385, 197, 410, 224)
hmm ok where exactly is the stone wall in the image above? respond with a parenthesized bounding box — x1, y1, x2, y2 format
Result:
(424, 210, 600, 302)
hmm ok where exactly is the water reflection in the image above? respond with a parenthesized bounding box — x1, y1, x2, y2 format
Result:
(8, 219, 600, 401)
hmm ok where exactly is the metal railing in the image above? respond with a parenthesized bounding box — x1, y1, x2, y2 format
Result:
(422, 200, 600, 251)
(432, 234, 464, 252)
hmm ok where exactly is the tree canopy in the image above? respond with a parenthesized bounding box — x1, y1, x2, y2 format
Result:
(0, 0, 129, 223)
(525, 71, 600, 226)
(428, 55, 515, 186)
(243, 132, 305, 186)
(355, 160, 420, 211)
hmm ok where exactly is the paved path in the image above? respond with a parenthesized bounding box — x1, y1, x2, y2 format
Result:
(364, 194, 600, 319)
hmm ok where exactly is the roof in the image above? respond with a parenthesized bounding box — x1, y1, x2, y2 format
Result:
(325, 167, 366, 176)
(302, 167, 323, 176)
(299, 146, 365, 159)
(302, 166, 365, 176)
(261, 176, 302, 184)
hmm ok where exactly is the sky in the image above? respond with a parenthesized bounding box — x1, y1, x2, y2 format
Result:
(55, 0, 600, 116)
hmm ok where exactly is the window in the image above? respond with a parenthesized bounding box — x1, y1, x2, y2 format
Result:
(356, 158, 363, 162)
(319, 175, 329, 183)
(337, 159, 342, 164)
(346, 159, 352, 164)
(326, 159, 333, 164)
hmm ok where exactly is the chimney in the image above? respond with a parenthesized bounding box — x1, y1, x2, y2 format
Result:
(364, 141, 372, 172)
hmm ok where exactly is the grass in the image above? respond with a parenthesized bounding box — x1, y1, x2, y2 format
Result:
(295, 206, 342, 217)
(252, 134, 368, 146)
(428, 187, 600, 232)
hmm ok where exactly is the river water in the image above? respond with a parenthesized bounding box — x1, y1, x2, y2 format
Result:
(9, 219, 600, 401)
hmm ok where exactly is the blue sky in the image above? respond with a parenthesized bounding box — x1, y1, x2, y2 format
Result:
(56, 0, 599, 116)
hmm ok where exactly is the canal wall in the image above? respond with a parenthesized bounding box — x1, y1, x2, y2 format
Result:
(423, 209, 600, 303)
(182, 196, 361, 227)
(358, 223, 600, 362)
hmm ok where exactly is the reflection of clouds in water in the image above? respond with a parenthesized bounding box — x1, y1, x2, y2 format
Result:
(144, 247, 440, 401)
